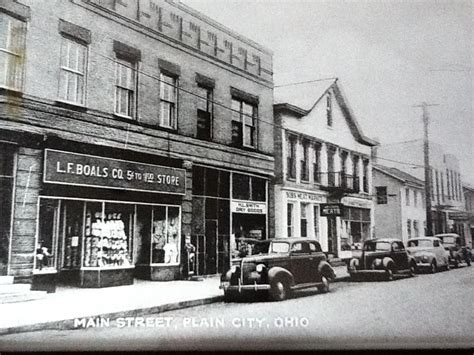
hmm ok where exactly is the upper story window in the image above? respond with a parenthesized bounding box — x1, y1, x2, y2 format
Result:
(414, 190, 418, 207)
(231, 98, 257, 148)
(286, 135, 297, 180)
(405, 188, 410, 206)
(313, 142, 321, 183)
(440, 172, 445, 202)
(326, 92, 333, 127)
(196, 84, 213, 141)
(446, 168, 451, 200)
(362, 159, 369, 193)
(0, 13, 26, 91)
(159, 73, 178, 129)
(115, 58, 136, 118)
(59, 37, 87, 105)
(376, 186, 387, 204)
(300, 140, 309, 182)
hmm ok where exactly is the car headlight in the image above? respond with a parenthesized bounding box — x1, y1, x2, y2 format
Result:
(256, 264, 266, 273)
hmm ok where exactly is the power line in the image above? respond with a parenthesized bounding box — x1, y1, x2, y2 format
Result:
(274, 77, 338, 88)
(375, 156, 425, 168)
(378, 139, 422, 146)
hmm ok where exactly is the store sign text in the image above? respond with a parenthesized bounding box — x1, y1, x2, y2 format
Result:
(285, 191, 324, 202)
(320, 204, 343, 217)
(44, 149, 186, 194)
(231, 201, 267, 214)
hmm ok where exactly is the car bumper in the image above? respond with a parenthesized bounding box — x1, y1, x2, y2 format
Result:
(220, 281, 271, 293)
(415, 261, 431, 269)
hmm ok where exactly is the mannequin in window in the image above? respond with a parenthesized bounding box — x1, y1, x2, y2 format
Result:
(163, 234, 178, 264)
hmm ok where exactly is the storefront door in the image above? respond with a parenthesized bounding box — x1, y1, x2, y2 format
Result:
(0, 144, 15, 275)
(205, 219, 218, 275)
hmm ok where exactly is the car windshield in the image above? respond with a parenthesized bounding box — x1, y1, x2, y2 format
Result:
(270, 242, 290, 254)
(408, 240, 432, 248)
(440, 236, 455, 245)
(364, 241, 391, 252)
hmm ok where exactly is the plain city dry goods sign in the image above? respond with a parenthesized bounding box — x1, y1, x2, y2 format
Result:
(43, 149, 186, 195)
(231, 201, 267, 214)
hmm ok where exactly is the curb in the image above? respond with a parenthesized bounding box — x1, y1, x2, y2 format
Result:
(0, 295, 224, 336)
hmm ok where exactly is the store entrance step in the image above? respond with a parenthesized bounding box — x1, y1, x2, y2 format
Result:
(0, 276, 14, 285)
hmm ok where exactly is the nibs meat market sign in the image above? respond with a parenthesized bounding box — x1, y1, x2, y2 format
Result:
(44, 149, 186, 195)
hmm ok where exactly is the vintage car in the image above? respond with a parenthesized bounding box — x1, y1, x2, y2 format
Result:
(233, 238, 270, 258)
(406, 237, 450, 273)
(348, 238, 416, 281)
(220, 238, 336, 302)
(435, 233, 472, 267)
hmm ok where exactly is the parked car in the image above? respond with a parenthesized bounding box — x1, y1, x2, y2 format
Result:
(220, 238, 336, 302)
(233, 238, 270, 259)
(407, 237, 450, 273)
(435, 233, 471, 267)
(348, 238, 416, 281)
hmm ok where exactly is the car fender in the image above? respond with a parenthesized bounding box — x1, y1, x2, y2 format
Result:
(408, 255, 417, 266)
(318, 261, 336, 280)
(382, 257, 395, 270)
(349, 258, 359, 270)
(267, 266, 294, 286)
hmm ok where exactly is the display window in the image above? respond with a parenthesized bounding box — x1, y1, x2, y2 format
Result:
(341, 207, 371, 251)
(36, 196, 181, 272)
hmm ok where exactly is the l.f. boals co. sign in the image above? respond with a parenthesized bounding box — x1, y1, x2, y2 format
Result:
(43, 149, 186, 195)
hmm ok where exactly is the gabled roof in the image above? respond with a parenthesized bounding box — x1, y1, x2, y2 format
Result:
(374, 164, 425, 188)
(273, 78, 377, 147)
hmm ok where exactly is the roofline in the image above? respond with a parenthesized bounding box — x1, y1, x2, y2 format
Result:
(175, 0, 273, 55)
(463, 185, 474, 192)
(273, 103, 308, 117)
(373, 165, 424, 188)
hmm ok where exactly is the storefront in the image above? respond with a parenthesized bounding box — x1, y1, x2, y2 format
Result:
(191, 165, 269, 275)
(0, 143, 15, 276)
(34, 147, 186, 287)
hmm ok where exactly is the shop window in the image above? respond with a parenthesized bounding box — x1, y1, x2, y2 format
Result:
(152, 206, 180, 264)
(192, 166, 205, 196)
(231, 98, 257, 148)
(376, 186, 387, 204)
(205, 168, 219, 197)
(58, 37, 87, 105)
(251, 177, 266, 202)
(232, 173, 250, 200)
(342, 207, 371, 250)
(36, 199, 60, 272)
(115, 58, 136, 118)
(0, 13, 26, 91)
(0, 144, 15, 273)
(159, 73, 178, 129)
(287, 203, 294, 237)
(196, 85, 213, 140)
(300, 203, 308, 237)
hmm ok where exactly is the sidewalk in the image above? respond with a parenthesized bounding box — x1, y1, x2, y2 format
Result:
(0, 265, 349, 335)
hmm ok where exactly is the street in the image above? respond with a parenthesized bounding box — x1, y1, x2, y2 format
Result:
(1, 266, 473, 351)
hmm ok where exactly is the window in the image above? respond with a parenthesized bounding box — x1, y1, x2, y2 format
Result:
(0, 13, 26, 90)
(440, 173, 445, 202)
(352, 155, 360, 192)
(313, 205, 319, 240)
(231, 98, 257, 148)
(0, 144, 15, 269)
(159, 73, 178, 129)
(362, 159, 369, 193)
(326, 92, 333, 126)
(413, 220, 419, 238)
(407, 219, 412, 239)
(231, 173, 266, 201)
(376, 186, 388, 204)
(414, 190, 418, 207)
(405, 188, 410, 206)
(115, 58, 136, 117)
(300, 203, 308, 237)
(287, 135, 296, 180)
(300, 140, 309, 181)
(58, 37, 87, 105)
(196, 84, 213, 140)
(313, 143, 321, 183)
(446, 169, 451, 199)
(287, 203, 294, 237)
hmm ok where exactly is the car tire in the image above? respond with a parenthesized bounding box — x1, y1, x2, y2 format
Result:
(430, 260, 437, 274)
(317, 275, 330, 293)
(409, 262, 416, 277)
(269, 277, 290, 302)
(223, 291, 238, 303)
(385, 268, 394, 281)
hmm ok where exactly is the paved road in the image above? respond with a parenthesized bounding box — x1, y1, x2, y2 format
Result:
(1, 266, 473, 351)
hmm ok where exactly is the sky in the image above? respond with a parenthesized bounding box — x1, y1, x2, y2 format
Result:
(182, 0, 473, 185)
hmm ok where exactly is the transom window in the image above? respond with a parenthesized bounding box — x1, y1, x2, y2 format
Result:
(115, 58, 136, 118)
(59, 37, 87, 105)
(159, 73, 178, 129)
(231, 98, 257, 148)
(0, 13, 26, 90)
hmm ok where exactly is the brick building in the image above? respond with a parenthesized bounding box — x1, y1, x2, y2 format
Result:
(273, 79, 377, 259)
(0, 0, 274, 287)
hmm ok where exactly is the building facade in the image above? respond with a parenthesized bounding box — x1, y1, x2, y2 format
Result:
(373, 165, 426, 245)
(273, 79, 377, 259)
(0, 0, 274, 287)
(376, 141, 470, 246)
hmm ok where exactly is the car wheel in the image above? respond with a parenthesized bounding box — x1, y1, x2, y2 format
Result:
(409, 262, 416, 277)
(317, 275, 330, 293)
(454, 257, 459, 268)
(385, 268, 394, 281)
(430, 260, 437, 274)
(270, 278, 290, 302)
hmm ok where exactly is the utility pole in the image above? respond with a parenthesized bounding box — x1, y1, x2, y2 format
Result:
(414, 102, 439, 236)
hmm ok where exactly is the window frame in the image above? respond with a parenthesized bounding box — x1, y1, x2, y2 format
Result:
(326, 91, 333, 127)
(196, 84, 213, 141)
(376, 186, 388, 205)
(231, 97, 257, 149)
(114, 57, 137, 119)
(0, 13, 26, 92)
(159, 72, 179, 129)
(58, 36, 88, 106)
